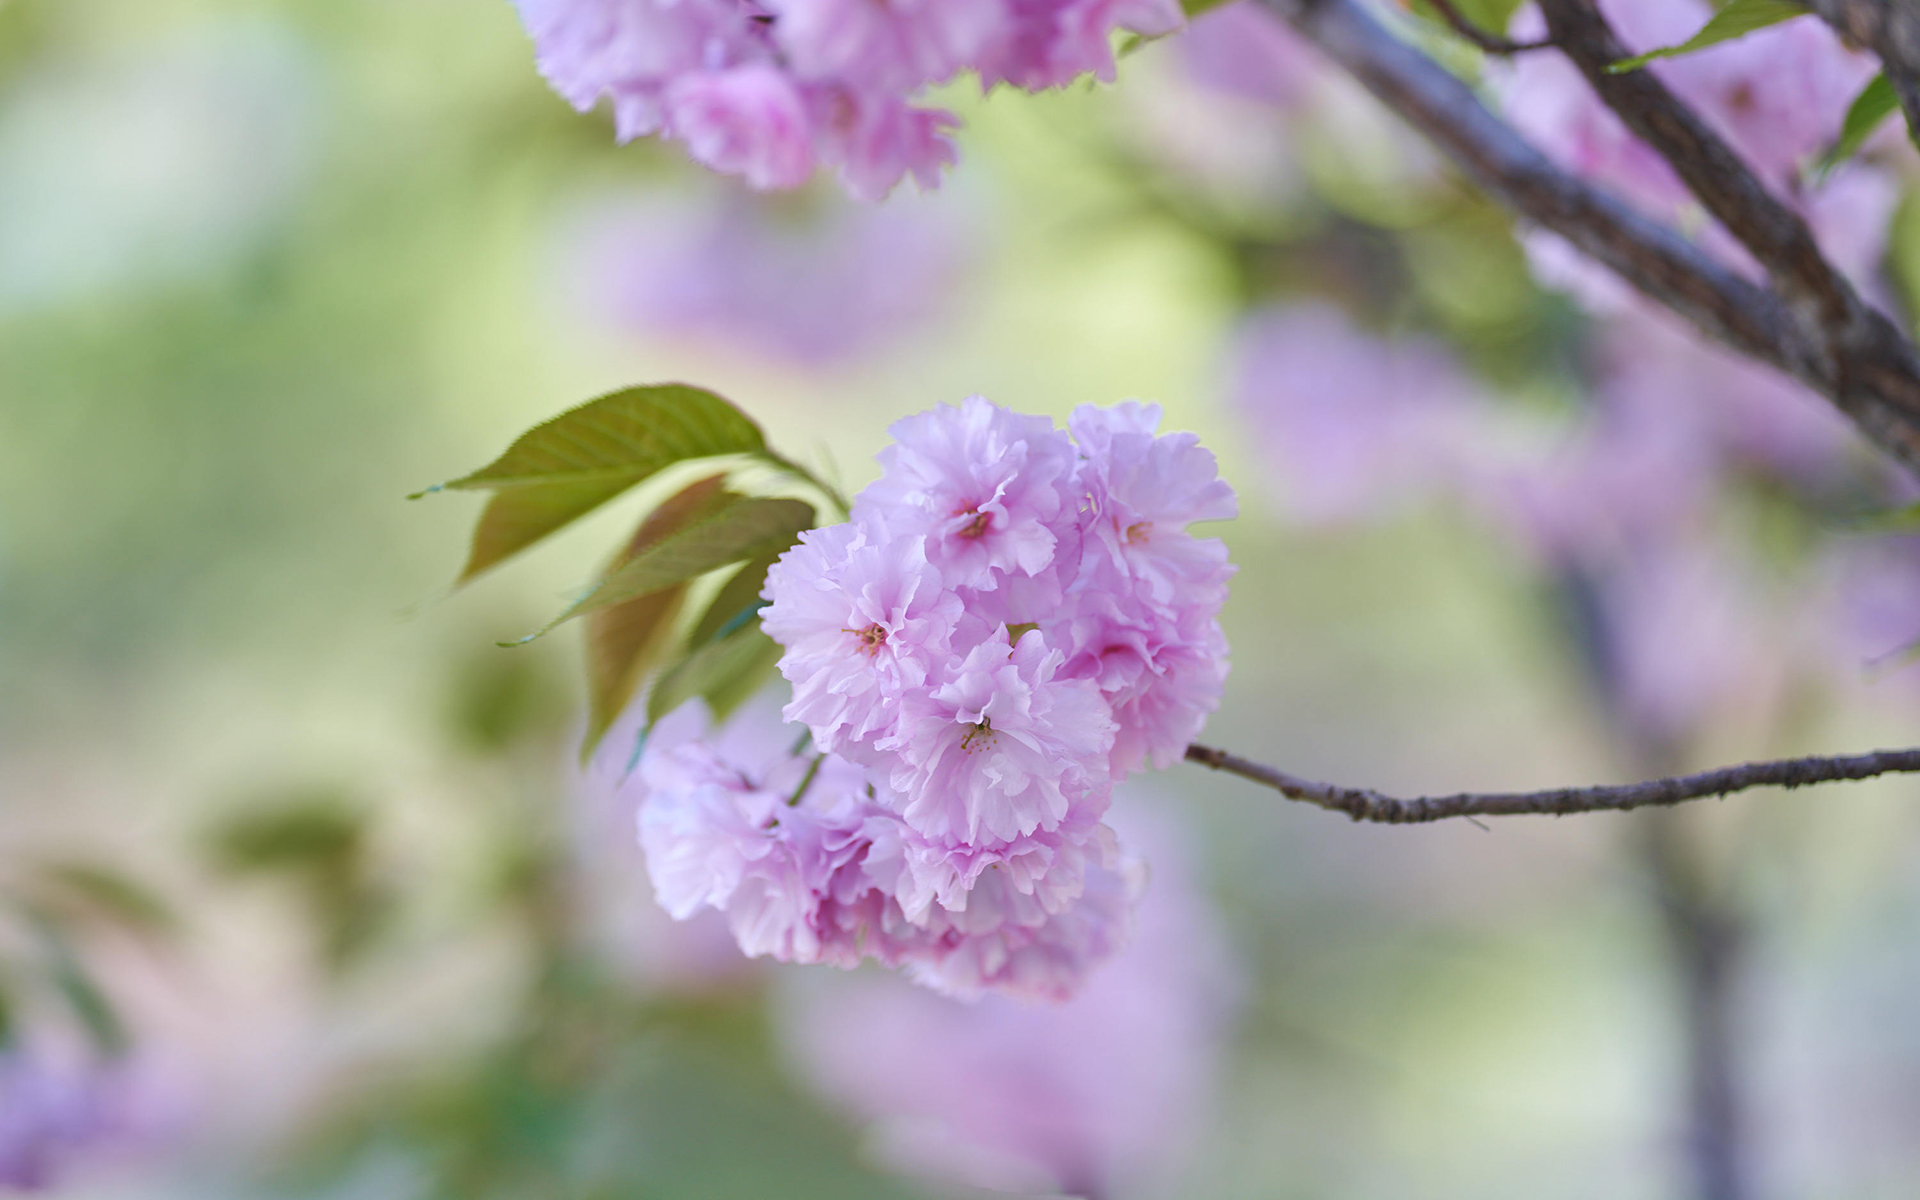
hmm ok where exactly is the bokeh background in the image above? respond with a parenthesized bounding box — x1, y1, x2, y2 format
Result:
(5, 0, 1920, 1196)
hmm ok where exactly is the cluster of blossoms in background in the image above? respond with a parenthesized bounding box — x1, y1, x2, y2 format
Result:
(634, 397, 1236, 999)
(511, 0, 1182, 199)
(555, 183, 969, 366)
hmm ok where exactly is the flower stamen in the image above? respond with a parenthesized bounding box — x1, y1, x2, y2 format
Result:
(959, 717, 994, 753)
(954, 505, 991, 538)
(845, 623, 889, 655)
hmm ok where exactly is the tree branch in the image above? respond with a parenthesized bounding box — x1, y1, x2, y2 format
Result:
(1537, 0, 1920, 474)
(1183, 742, 1920, 823)
(1253, 0, 1920, 477)
(1805, 0, 1920, 143)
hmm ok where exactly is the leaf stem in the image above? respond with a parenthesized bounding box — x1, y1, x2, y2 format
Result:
(788, 753, 826, 807)
(765, 452, 850, 521)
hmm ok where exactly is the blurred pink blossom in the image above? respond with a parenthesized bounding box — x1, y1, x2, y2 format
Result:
(1579, 532, 1783, 748)
(664, 66, 817, 190)
(0, 1048, 174, 1192)
(559, 184, 968, 366)
(574, 702, 768, 992)
(1175, 1, 1323, 110)
(1811, 537, 1920, 692)
(629, 697, 1144, 1001)
(776, 799, 1236, 1199)
(1596, 309, 1860, 486)
(1228, 302, 1488, 525)
(513, 0, 1182, 196)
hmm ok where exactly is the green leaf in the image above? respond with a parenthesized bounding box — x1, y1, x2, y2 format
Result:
(31, 862, 177, 940)
(1607, 0, 1805, 73)
(688, 549, 784, 648)
(1441, 0, 1524, 33)
(23, 912, 126, 1056)
(580, 476, 738, 755)
(1839, 499, 1920, 533)
(1406, 0, 1527, 46)
(524, 495, 813, 640)
(417, 384, 769, 583)
(458, 477, 638, 586)
(202, 795, 389, 974)
(1815, 73, 1898, 179)
(647, 625, 783, 726)
(206, 795, 364, 874)
(52, 955, 125, 1056)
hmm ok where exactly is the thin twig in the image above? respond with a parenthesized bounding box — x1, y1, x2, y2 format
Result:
(1421, 0, 1552, 55)
(1183, 742, 1920, 823)
(1254, 0, 1920, 477)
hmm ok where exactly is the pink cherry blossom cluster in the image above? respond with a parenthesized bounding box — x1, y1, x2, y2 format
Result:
(511, 0, 1183, 200)
(636, 396, 1236, 1000)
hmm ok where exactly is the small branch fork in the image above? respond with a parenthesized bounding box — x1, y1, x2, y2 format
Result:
(1253, 0, 1920, 477)
(1184, 743, 1920, 824)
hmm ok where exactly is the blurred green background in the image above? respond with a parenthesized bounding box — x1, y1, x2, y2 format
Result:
(6, 0, 1920, 1197)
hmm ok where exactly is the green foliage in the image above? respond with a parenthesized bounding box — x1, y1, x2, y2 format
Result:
(22, 912, 128, 1056)
(1815, 74, 1899, 179)
(532, 494, 813, 637)
(689, 550, 783, 648)
(27, 861, 178, 941)
(416, 384, 770, 583)
(1607, 0, 1805, 73)
(205, 793, 393, 971)
(1443, 0, 1525, 33)
(579, 476, 740, 753)
(0, 859, 178, 1061)
(1840, 497, 1920, 533)
(428, 384, 831, 756)
(647, 626, 785, 726)
(1408, 0, 1527, 45)
(208, 797, 365, 870)
(447, 645, 569, 754)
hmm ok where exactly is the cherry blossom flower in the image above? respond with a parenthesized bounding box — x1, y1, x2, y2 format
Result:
(882, 626, 1116, 844)
(663, 65, 816, 190)
(640, 397, 1234, 999)
(761, 522, 962, 753)
(632, 699, 1140, 998)
(777, 801, 1235, 1193)
(512, 0, 1180, 196)
(854, 395, 1079, 591)
(765, 0, 1005, 95)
